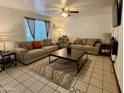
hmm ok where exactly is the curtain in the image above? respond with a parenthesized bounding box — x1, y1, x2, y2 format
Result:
(45, 21, 50, 38)
(27, 19, 35, 40)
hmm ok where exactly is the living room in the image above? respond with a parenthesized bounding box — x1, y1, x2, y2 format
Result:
(0, 0, 123, 93)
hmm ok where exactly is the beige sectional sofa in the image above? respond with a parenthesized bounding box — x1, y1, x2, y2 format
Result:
(71, 38, 101, 55)
(14, 39, 58, 65)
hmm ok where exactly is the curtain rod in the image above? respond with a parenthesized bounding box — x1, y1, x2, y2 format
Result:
(25, 16, 50, 22)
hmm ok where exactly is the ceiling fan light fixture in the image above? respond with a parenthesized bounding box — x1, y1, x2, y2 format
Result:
(64, 7, 69, 11)
(61, 12, 68, 17)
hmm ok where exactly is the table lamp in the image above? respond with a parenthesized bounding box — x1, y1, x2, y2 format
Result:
(0, 35, 10, 52)
(103, 33, 112, 44)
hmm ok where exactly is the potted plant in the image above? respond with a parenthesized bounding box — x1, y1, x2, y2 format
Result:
(67, 43, 72, 54)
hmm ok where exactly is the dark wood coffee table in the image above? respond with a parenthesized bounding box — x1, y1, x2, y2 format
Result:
(49, 48, 87, 73)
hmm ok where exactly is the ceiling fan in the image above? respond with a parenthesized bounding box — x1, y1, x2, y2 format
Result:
(61, 7, 79, 17)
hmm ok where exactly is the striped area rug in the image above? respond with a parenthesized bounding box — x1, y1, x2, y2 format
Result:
(32, 58, 77, 89)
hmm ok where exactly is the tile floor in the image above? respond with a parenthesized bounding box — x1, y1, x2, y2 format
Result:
(0, 55, 120, 93)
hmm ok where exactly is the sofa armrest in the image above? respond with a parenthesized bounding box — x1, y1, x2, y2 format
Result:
(14, 48, 28, 55)
(52, 43, 57, 46)
(95, 43, 101, 48)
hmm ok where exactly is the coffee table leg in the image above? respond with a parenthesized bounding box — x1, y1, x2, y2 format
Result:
(14, 54, 17, 66)
(77, 52, 88, 73)
(77, 61, 79, 73)
(49, 55, 51, 64)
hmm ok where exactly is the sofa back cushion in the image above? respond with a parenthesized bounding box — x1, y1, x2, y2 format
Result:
(86, 39, 101, 46)
(63, 37, 69, 44)
(40, 40, 45, 47)
(32, 41, 43, 49)
(58, 36, 69, 44)
(15, 41, 33, 50)
(86, 39, 97, 46)
(81, 38, 87, 45)
(74, 38, 83, 45)
(15, 42, 26, 48)
(44, 39, 52, 46)
(22, 41, 33, 50)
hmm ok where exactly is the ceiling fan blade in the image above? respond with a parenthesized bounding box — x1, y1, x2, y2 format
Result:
(69, 11, 79, 13)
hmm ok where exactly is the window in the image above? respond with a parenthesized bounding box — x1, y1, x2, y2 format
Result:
(25, 18, 48, 41)
(35, 20, 46, 40)
(25, 20, 33, 41)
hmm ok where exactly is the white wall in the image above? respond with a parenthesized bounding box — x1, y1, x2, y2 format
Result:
(51, 13, 112, 43)
(113, 24, 123, 91)
(0, 5, 49, 50)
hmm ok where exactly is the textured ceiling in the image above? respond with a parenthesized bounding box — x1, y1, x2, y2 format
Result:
(0, 0, 114, 17)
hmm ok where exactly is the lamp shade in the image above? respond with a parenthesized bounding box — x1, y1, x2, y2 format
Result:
(0, 35, 10, 42)
(103, 33, 112, 44)
(104, 33, 112, 38)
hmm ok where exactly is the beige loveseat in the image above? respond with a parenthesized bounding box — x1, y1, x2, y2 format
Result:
(71, 38, 101, 55)
(14, 39, 58, 65)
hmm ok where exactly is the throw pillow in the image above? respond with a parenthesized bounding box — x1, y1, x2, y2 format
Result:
(44, 39, 52, 46)
(32, 41, 43, 49)
(93, 39, 101, 46)
(87, 39, 96, 46)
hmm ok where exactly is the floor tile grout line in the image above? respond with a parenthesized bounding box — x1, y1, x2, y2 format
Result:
(0, 84, 8, 93)
(6, 70, 32, 84)
(5, 70, 35, 93)
(5, 68, 54, 93)
(19, 66, 63, 92)
(101, 57, 104, 93)
(0, 74, 10, 82)
(21, 69, 59, 93)
(19, 68, 51, 85)
(85, 55, 97, 93)
(0, 55, 119, 93)
(19, 74, 54, 93)
(67, 55, 91, 93)
(0, 76, 15, 86)
(91, 56, 104, 92)
(88, 56, 106, 92)
(102, 57, 117, 93)
(4, 67, 51, 93)
(52, 85, 60, 93)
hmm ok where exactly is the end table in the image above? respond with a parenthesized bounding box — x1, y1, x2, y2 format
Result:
(100, 43, 111, 56)
(0, 52, 17, 71)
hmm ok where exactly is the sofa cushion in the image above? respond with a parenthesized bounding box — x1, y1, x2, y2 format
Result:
(86, 39, 96, 46)
(43, 45, 58, 53)
(63, 37, 69, 44)
(58, 44, 68, 48)
(14, 48, 28, 55)
(22, 41, 33, 50)
(44, 39, 52, 46)
(82, 45, 99, 52)
(32, 41, 43, 49)
(71, 45, 83, 50)
(74, 39, 82, 45)
(40, 40, 45, 47)
(15, 42, 26, 49)
(95, 43, 101, 48)
(58, 36, 69, 44)
(24, 48, 46, 60)
(81, 38, 87, 45)
(14, 48, 28, 61)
